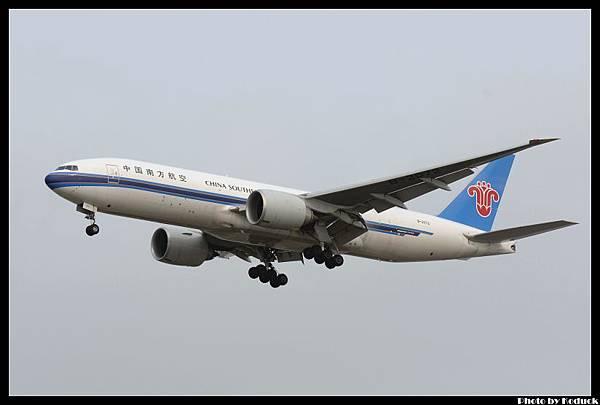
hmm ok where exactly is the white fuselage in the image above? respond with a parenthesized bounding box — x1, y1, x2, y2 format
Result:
(45, 158, 515, 262)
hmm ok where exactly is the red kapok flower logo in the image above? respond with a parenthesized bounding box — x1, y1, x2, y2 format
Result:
(467, 181, 500, 218)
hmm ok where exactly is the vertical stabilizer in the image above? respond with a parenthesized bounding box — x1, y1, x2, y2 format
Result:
(438, 155, 515, 231)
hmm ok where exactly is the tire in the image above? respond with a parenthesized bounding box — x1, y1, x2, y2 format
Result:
(277, 273, 288, 286)
(311, 245, 322, 257)
(314, 253, 325, 264)
(258, 265, 269, 283)
(333, 255, 344, 267)
(85, 225, 95, 236)
(303, 247, 314, 260)
(266, 268, 277, 282)
(91, 224, 99, 234)
(248, 267, 259, 279)
(325, 258, 336, 269)
(270, 278, 280, 288)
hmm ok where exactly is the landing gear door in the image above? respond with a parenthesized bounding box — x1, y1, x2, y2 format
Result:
(106, 164, 120, 184)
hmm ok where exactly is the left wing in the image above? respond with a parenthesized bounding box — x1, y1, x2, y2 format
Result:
(203, 232, 304, 264)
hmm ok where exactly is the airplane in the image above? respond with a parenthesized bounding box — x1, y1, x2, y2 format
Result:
(44, 138, 577, 288)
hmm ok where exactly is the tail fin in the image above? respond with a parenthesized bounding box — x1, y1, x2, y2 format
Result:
(438, 155, 515, 231)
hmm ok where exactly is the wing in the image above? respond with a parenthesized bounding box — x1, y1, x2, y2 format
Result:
(294, 138, 559, 247)
(203, 232, 304, 264)
(302, 138, 559, 214)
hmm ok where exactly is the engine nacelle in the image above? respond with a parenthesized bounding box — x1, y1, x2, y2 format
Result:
(246, 189, 315, 230)
(151, 227, 212, 267)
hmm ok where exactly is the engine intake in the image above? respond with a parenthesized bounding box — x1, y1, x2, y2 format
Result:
(151, 227, 212, 267)
(246, 189, 315, 230)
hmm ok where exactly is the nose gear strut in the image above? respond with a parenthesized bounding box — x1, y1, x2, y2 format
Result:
(77, 203, 100, 236)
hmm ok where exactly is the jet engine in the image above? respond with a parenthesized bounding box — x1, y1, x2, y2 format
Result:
(151, 227, 213, 267)
(246, 189, 315, 230)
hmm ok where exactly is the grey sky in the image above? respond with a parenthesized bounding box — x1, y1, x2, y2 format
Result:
(9, 10, 590, 395)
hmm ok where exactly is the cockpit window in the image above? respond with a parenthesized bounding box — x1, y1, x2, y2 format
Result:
(55, 165, 79, 171)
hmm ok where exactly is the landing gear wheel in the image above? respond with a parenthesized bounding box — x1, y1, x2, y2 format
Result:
(311, 245, 322, 257)
(303, 247, 314, 260)
(270, 278, 280, 288)
(85, 224, 99, 236)
(277, 273, 288, 286)
(248, 267, 259, 279)
(266, 268, 277, 282)
(325, 258, 336, 269)
(259, 272, 270, 283)
(333, 254, 344, 267)
(314, 253, 325, 264)
(257, 265, 268, 282)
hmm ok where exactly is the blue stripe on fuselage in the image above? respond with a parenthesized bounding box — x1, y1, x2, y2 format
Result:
(45, 172, 246, 205)
(45, 172, 433, 237)
(365, 220, 434, 236)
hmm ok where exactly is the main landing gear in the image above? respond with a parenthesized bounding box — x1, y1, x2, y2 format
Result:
(302, 245, 344, 269)
(248, 263, 288, 288)
(247, 249, 288, 288)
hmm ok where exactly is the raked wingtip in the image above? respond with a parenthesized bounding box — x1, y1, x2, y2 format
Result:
(529, 138, 560, 145)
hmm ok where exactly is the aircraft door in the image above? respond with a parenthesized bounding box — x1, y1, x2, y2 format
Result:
(106, 164, 120, 184)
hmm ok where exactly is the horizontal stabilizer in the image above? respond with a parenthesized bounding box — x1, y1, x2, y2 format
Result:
(466, 220, 577, 243)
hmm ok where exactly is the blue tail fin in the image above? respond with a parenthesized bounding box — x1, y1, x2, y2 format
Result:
(438, 155, 515, 231)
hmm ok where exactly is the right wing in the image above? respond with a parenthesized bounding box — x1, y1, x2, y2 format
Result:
(303, 138, 559, 213)
(298, 138, 560, 247)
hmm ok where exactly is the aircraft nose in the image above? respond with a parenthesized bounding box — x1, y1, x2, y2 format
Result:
(44, 172, 56, 189)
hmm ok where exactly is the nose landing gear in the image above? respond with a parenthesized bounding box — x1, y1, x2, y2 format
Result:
(85, 223, 100, 236)
(78, 203, 100, 236)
